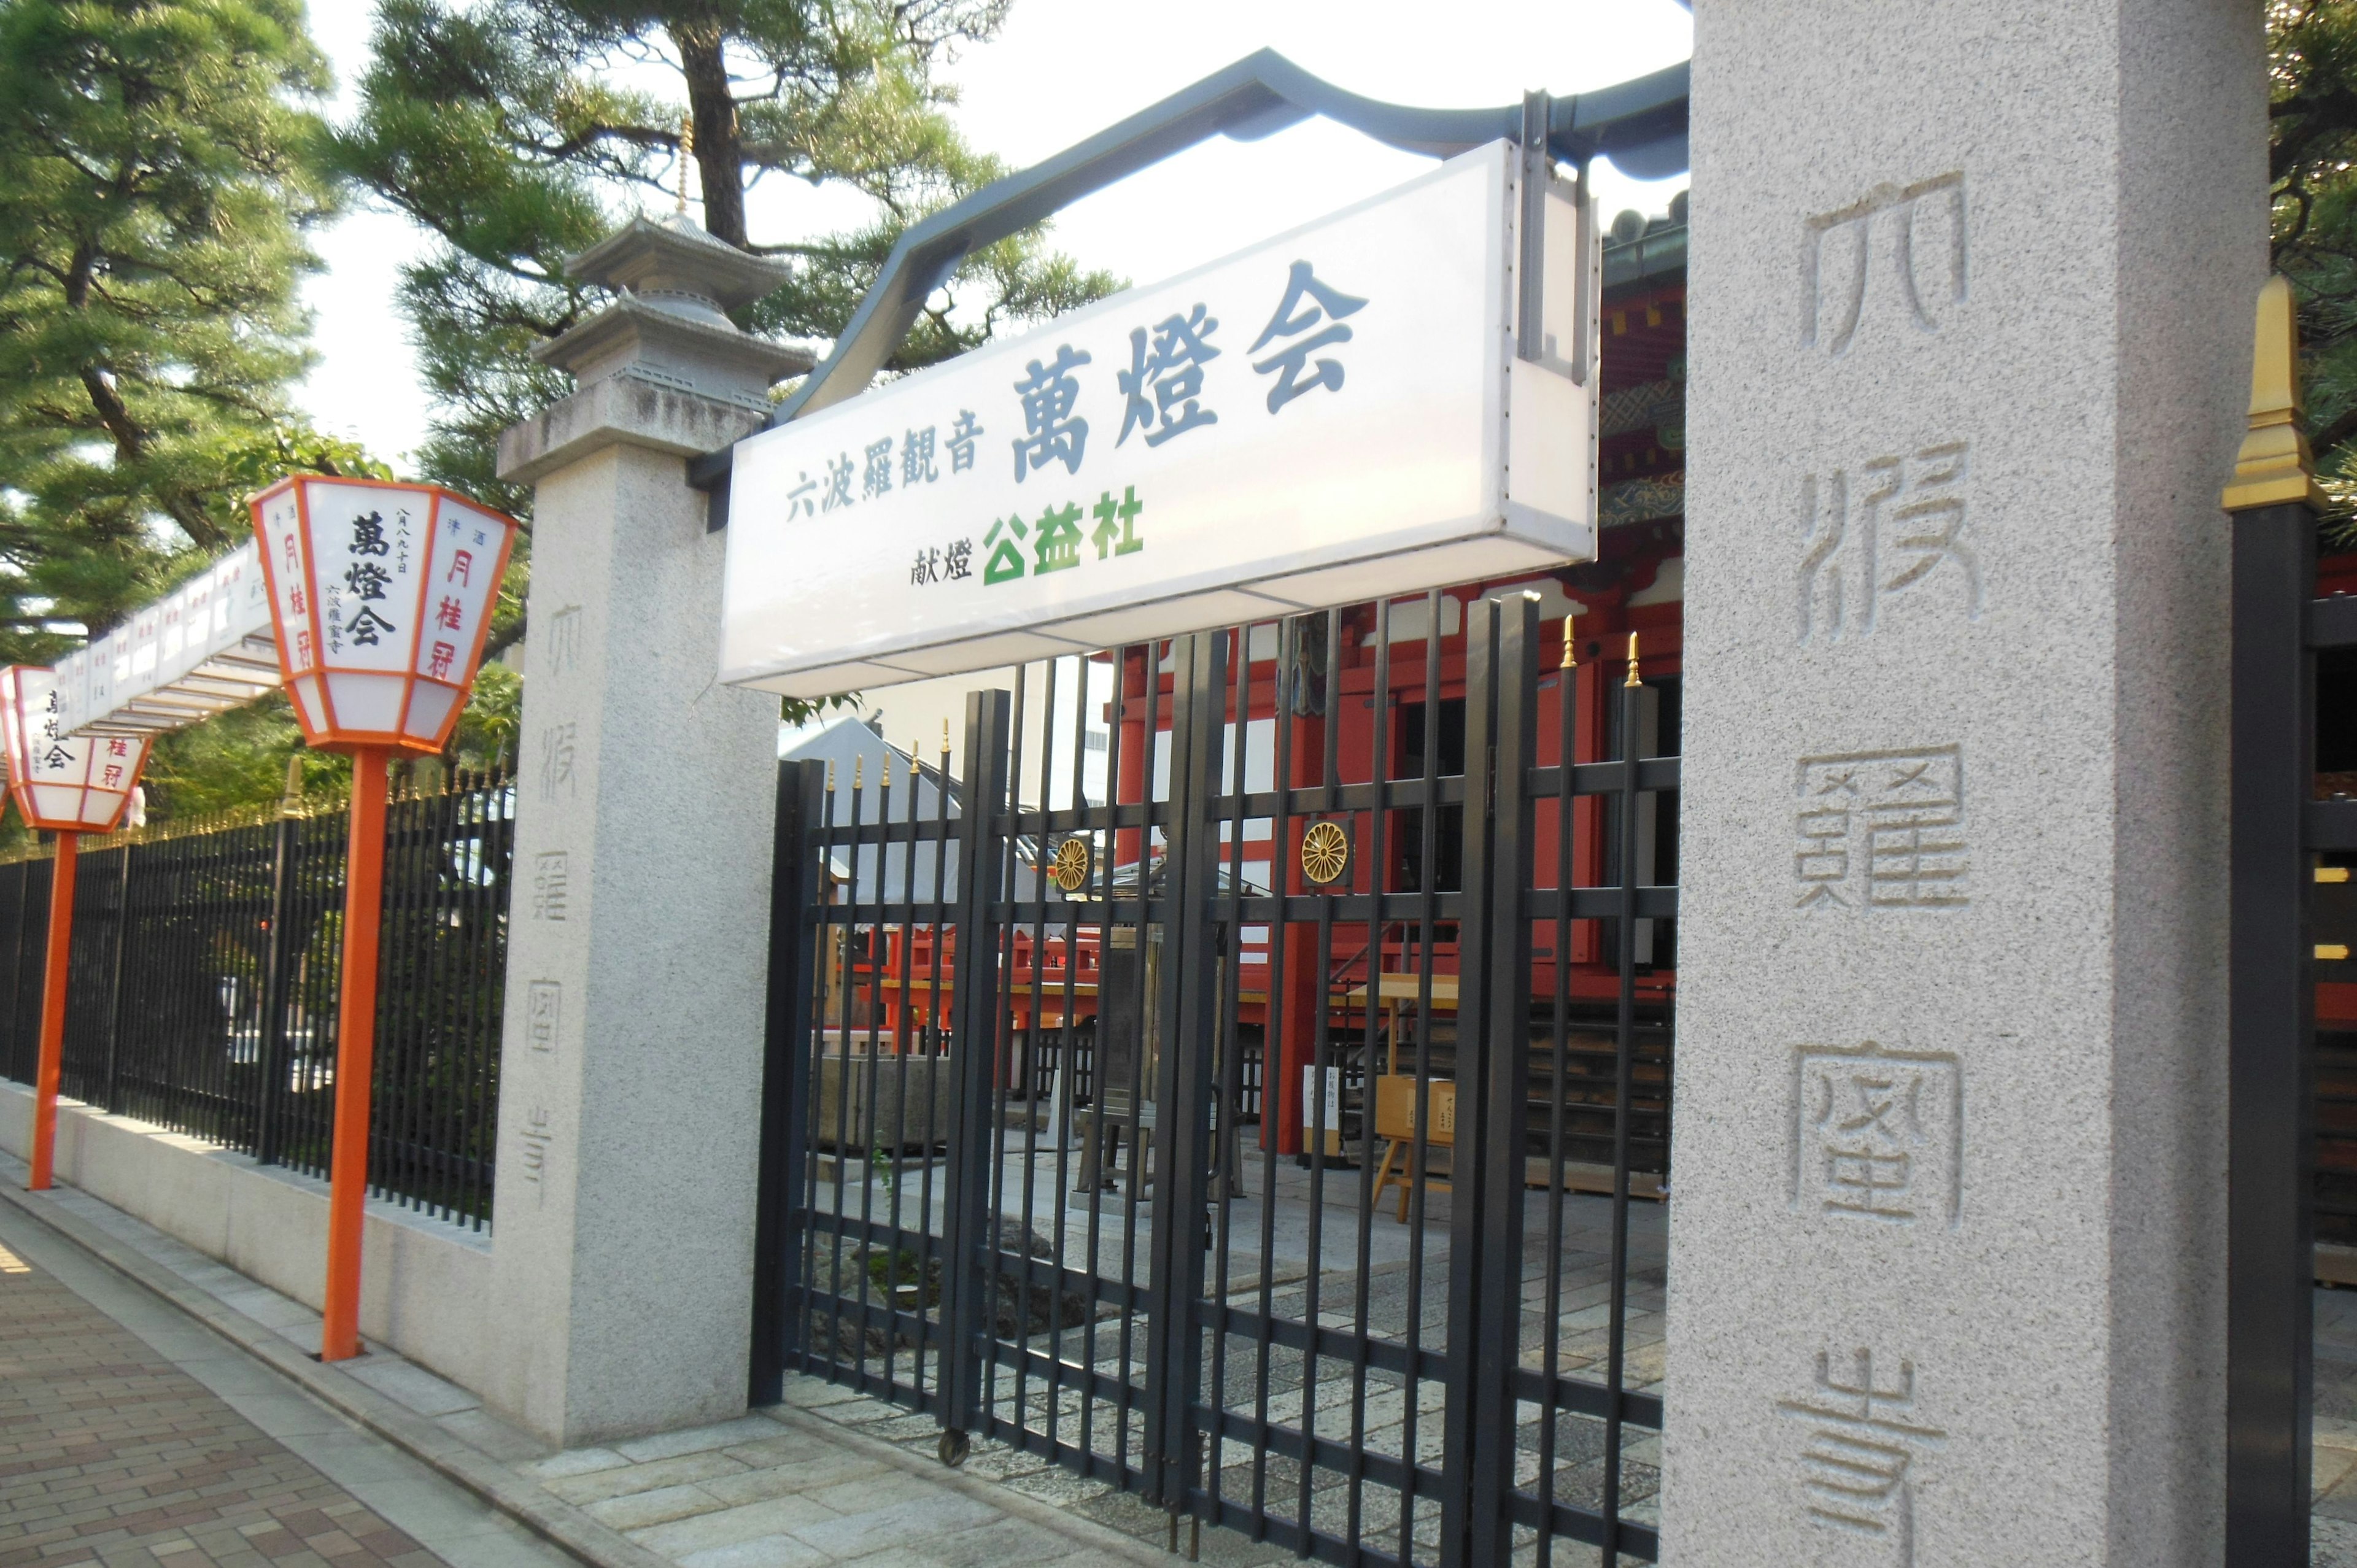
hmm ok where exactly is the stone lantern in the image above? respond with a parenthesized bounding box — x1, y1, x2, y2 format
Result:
(482, 212, 809, 1442)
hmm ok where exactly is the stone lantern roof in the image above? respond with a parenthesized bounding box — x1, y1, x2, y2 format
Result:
(531, 214, 811, 411)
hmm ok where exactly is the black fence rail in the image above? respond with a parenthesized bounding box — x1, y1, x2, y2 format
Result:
(763, 594, 1675, 1565)
(0, 767, 515, 1228)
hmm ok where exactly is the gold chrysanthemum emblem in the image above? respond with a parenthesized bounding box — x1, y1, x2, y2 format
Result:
(1300, 821, 1350, 886)
(1048, 836, 1091, 894)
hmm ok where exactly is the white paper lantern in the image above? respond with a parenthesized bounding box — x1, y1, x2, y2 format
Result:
(0, 666, 150, 832)
(249, 477, 519, 753)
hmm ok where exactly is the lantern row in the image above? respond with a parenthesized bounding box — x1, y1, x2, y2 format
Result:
(0, 473, 519, 1363)
(47, 469, 516, 752)
(53, 541, 282, 739)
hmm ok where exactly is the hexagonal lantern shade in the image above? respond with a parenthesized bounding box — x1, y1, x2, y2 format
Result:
(251, 477, 520, 754)
(0, 666, 150, 833)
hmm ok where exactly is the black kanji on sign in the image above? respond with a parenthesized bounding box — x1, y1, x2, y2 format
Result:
(347, 605, 398, 647)
(1012, 346, 1091, 481)
(1250, 260, 1368, 415)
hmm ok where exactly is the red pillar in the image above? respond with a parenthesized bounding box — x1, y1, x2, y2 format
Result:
(1272, 714, 1326, 1157)
(1571, 616, 1615, 965)
(320, 748, 389, 1362)
(26, 832, 77, 1191)
(1115, 649, 1147, 871)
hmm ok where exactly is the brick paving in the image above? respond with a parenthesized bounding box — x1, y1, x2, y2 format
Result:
(0, 1237, 447, 1568)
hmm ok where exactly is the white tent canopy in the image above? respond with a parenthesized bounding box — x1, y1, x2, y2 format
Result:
(53, 540, 282, 738)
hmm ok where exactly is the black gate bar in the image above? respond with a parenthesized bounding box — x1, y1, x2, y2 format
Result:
(2226, 274, 2328, 1564)
(941, 688, 1014, 1446)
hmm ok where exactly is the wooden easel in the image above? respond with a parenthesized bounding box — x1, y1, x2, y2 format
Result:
(1349, 974, 1461, 1221)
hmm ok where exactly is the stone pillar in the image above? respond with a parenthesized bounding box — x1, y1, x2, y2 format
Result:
(1668, 6, 2262, 1564)
(485, 217, 809, 1445)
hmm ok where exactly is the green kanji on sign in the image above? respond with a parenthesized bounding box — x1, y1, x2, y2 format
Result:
(1032, 502, 1083, 574)
(982, 514, 1028, 584)
(966, 488, 1147, 589)
(1091, 486, 1144, 558)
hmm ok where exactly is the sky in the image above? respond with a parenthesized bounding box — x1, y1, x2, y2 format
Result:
(292, 0, 1695, 470)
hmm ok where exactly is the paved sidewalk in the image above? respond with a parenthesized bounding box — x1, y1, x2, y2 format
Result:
(0, 1162, 1225, 1568)
(2299, 1286, 2357, 1566)
(0, 1204, 576, 1568)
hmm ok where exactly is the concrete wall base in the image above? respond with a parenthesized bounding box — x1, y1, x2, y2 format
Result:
(0, 1078, 493, 1395)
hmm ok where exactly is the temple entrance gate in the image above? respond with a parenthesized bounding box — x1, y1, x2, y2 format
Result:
(751, 593, 1677, 1566)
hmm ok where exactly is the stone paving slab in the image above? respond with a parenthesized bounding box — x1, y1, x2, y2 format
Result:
(0, 1215, 566, 1568)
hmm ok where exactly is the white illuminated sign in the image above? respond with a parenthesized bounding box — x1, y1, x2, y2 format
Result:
(721, 139, 1596, 699)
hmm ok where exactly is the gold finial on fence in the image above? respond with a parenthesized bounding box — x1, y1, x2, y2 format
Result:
(826, 760, 836, 792)
(676, 114, 695, 215)
(2223, 274, 2328, 512)
(942, 719, 950, 756)
(882, 750, 893, 788)
(853, 755, 863, 790)
(280, 754, 304, 816)
(1561, 617, 1576, 672)
(1625, 631, 1642, 689)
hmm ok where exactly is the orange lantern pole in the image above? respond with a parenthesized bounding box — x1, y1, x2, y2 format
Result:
(319, 746, 389, 1359)
(26, 831, 77, 1190)
(251, 475, 517, 1362)
(0, 664, 150, 1194)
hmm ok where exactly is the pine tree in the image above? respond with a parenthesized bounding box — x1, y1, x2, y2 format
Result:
(2272, 0, 2357, 536)
(0, 0, 343, 654)
(333, 0, 1118, 519)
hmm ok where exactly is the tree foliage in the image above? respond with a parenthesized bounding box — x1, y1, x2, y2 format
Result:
(331, 0, 1120, 522)
(2272, 0, 2357, 536)
(0, 0, 346, 654)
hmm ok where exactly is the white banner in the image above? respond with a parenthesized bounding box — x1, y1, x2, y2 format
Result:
(1302, 1065, 1345, 1135)
(722, 138, 1596, 698)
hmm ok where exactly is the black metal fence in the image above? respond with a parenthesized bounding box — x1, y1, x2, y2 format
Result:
(0, 768, 515, 1228)
(757, 594, 1675, 1565)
